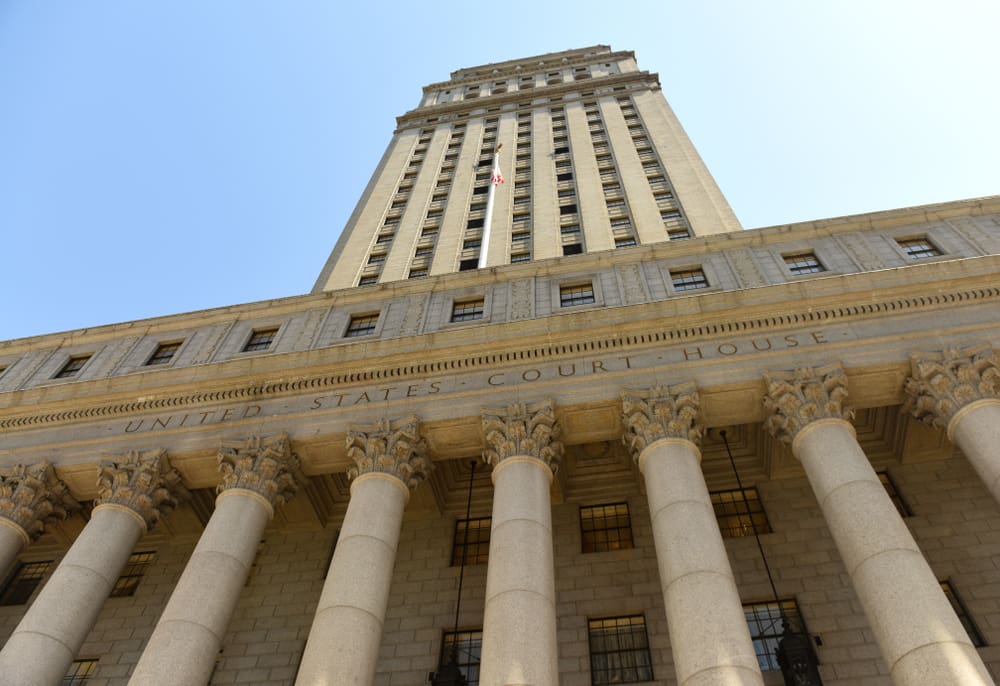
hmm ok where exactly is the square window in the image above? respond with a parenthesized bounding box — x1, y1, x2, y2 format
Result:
(711, 488, 772, 537)
(743, 599, 812, 671)
(146, 341, 181, 366)
(243, 328, 278, 352)
(438, 629, 483, 686)
(54, 355, 91, 379)
(940, 580, 986, 647)
(110, 551, 156, 597)
(671, 268, 708, 292)
(0, 560, 51, 605)
(580, 503, 634, 553)
(345, 314, 379, 338)
(560, 283, 595, 307)
(452, 517, 491, 565)
(783, 252, 826, 275)
(62, 658, 99, 685)
(877, 471, 912, 517)
(451, 298, 485, 323)
(588, 615, 654, 685)
(897, 237, 942, 259)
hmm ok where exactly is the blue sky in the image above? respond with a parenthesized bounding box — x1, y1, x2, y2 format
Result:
(2, 1, 998, 340)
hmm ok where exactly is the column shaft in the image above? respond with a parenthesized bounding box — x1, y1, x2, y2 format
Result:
(129, 491, 271, 685)
(295, 474, 408, 686)
(0, 520, 29, 582)
(640, 439, 763, 686)
(950, 401, 1000, 504)
(478, 456, 558, 686)
(0, 506, 144, 686)
(796, 420, 993, 685)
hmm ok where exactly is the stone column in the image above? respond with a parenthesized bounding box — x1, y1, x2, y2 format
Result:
(295, 416, 429, 686)
(130, 434, 302, 686)
(765, 364, 993, 685)
(0, 462, 77, 580)
(622, 384, 764, 686)
(0, 449, 184, 686)
(905, 344, 1000, 504)
(478, 400, 563, 686)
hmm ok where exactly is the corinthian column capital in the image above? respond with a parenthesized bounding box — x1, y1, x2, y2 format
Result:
(346, 415, 431, 490)
(0, 462, 78, 541)
(218, 433, 303, 509)
(95, 449, 187, 531)
(482, 399, 563, 470)
(904, 344, 1000, 431)
(621, 382, 701, 459)
(763, 363, 854, 446)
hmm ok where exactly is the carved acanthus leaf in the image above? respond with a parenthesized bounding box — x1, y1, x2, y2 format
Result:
(218, 433, 303, 507)
(346, 416, 431, 490)
(0, 462, 79, 539)
(763, 363, 854, 445)
(904, 344, 1000, 430)
(621, 383, 701, 459)
(96, 449, 188, 530)
(482, 399, 563, 470)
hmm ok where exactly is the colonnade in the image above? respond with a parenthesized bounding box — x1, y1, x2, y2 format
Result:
(0, 344, 996, 685)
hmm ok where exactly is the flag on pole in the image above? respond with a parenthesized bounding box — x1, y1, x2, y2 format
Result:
(490, 143, 504, 185)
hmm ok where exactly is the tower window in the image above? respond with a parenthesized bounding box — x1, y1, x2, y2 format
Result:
(668, 228, 692, 241)
(345, 313, 379, 338)
(783, 252, 825, 275)
(146, 341, 182, 366)
(0, 560, 52, 606)
(438, 629, 483, 686)
(560, 283, 595, 307)
(559, 204, 578, 215)
(711, 487, 772, 537)
(897, 236, 942, 259)
(563, 243, 583, 256)
(743, 599, 810, 671)
(110, 551, 156, 597)
(459, 258, 479, 271)
(54, 355, 91, 379)
(451, 298, 485, 323)
(670, 268, 708, 292)
(358, 275, 378, 286)
(243, 328, 278, 352)
(580, 503, 634, 553)
(588, 615, 654, 685)
(451, 517, 491, 565)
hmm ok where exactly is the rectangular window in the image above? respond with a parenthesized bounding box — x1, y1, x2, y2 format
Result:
(941, 580, 986, 647)
(711, 488, 772, 538)
(146, 341, 181, 366)
(877, 471, 912, 517)
(615, 237, 637, 248)
(243, 328, 278, 352)
(110, 551, 156, 597)
(367, 253, 386, 265)
(560, 204, 578, 215)
(580, 503, 634, 553)
(668, 228, 692, 241)
(511, 252, 531, 263)
(743, 599, 810, 671)
(452, 517, 491, 565)
(0, 560, 51, 606)
(588, 615, 654, 685)
(463, 239, 482, 250)
(898, 237, 942, 259)
(438, 629, 483, 686)
(451, 298, 485, 323)
(459, 258, 479, 271)
(784, 252, 826, 275)
(345, 314, 379, 338)
(54, 355, 91, 379)
(560, 283, 595, 307)
(671, 268, 709, 292)
(63, 658, 99, 685)
(408, 268, 428, 279)
(556, 172, 574, 182)
(358, 276, 378, 286)
(415, 246, 433, 258)
(563, 243, 583, 256)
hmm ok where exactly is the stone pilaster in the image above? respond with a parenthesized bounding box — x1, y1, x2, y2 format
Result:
(905, 344, 1000, 506)
(296, 417, 428, 686)
(479, 399, 562, 686)
(0, 449, 187, 686)
(763, 366, 993, 685)
(622, 385, 763, 686)
(131, 434, 302, 686)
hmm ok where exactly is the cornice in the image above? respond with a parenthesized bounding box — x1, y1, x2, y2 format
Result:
(430, 47, 630, 90)
(2, 279, 998, 433)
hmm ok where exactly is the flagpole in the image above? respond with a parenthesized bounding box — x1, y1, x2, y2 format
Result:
(478, 143, 503, 269)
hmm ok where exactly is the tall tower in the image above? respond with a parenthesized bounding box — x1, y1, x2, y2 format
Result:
(313, 45, 741, 292)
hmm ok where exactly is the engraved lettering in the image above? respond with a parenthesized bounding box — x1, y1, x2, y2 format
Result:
(592, 360, 607, 373)
(811, 331, 828, 344)
(718, 343, 738, 356)
(783, 335, 800, 347)
(488, 374, 505, 386)
(618, 356, 633, 369)
(558, 364, 576, 377)
(522, 369, 541, 382)
(125, 420, 144, 433)
(354, 392, 371, 404)
(428, 382, 441, 394)
(152, 417, 171, 430)
(220, 408, 234, 422)
(379, 387, 397, 400)
(243, 405, 262, 418)
(683, 347, 703, 361)
(199, 412, 214, 425)
(310, 398, 324, 410)
(406, 385, 420, 397)
(751, 338, 773, 351)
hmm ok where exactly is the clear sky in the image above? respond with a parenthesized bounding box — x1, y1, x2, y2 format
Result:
(2, 1, 998, 341)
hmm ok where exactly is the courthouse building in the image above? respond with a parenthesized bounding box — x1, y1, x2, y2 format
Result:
(1, 45, 1000, 686)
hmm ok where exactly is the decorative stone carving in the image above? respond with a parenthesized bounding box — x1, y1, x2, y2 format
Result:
(95, 449, 187, 530)
(621, 382, 701, 458)
(346, 416, 430, 490)
(218, 433, 303, 507)
(482, 399, 563, 470)
(763, 363, 854, 444)
(904, 344, 1000, 430)
(0, 462, 78, 539)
